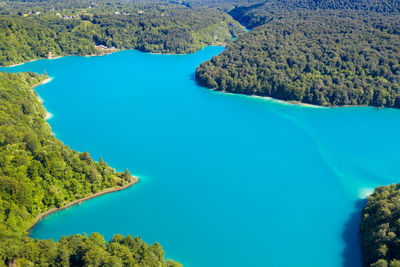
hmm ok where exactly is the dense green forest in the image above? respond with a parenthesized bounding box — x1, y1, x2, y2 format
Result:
(196, 11, 400, 107)
(360, 184, 400, 267)
(183, 0, 260, 10)
(0, 71, 180, 266)
(2, 1, 400, 266)
(196, 0, 400, 108)
(229, 0, 400, 29)
(0, 0, 244, 66)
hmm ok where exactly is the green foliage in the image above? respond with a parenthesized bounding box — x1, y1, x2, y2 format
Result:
(196, 9, 400, 108)
(0, 233, 180, 267)
(0, 72, 180, 266)
(229, 0, 400, 29)
(361, 184, 400, 267)
(0, 71, 126, 233)
(0, 0, 244, 66)
(180, 0, 260, 11)
(0, 16, 97, 66)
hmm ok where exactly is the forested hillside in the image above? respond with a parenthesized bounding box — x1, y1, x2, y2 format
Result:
(196, 12, 400, 107)
(183, 0, 260, 10)
(0, 71, 180, 266)
(0, 0, 244, 66)
(361, 184, 400, 267)
(196, 0, 400, 108)
(229, 0, 400, 29)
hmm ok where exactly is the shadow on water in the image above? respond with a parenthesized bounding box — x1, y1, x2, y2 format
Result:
(342, 199, 367, 267)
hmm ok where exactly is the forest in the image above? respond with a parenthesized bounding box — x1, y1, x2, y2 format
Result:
(361, 184, 400, 267)
(0, 0, 244, 66)
(2, 0, 400, 266)
(0, 71, 180, 266)
(196, 0, 400, 108)
(228, 0, 400, 29)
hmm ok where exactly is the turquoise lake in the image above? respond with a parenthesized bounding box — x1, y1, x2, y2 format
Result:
(3, 46, 400, 266)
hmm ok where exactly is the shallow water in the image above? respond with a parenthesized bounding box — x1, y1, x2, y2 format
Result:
(3, 47, 400, 266)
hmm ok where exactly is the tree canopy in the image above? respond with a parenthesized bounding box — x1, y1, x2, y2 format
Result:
(361, 183, 400, 267)
(0, 0, 244, 66)
(196, 0, 400, 108)
(0, 71, 180, 266)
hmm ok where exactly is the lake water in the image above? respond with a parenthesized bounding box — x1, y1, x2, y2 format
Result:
(3, 47, 400, 267)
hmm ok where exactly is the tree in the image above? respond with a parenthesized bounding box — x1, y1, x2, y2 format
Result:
(80, 151, 92, 164)
(122, 169, 132, 182)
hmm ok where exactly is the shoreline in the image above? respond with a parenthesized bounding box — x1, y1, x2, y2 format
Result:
(0, 52, 114, 68)
(1, 49, 163, 67)
(0, 42, 228, 67)
(250, 94, 322, 108)
(250, 94, 383, 109)
(45, 112, 53, 120)
(214, 89, 384, 110)
(33, 77, 53, 89)
(3, 55, 65, 67)
(27, 77, 140, 235)
(214, 89, 324, 108)
(27, 177, 139, 234)
(4, 58, 40, 67)
(32, 77, 53, 119)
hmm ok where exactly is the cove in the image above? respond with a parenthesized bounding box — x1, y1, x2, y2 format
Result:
(2, 47, 400, 267)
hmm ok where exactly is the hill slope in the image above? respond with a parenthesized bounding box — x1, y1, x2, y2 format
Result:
(0, 1, 244, 66)
(196, 12, 400, 107)
(196, 0, 400, 108)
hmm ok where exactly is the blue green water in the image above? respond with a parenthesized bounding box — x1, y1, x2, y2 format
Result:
(3, 47, 400, 266)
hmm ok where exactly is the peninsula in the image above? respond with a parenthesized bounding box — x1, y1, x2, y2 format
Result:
(27, 176, 139, 234)
(0, 71, 180, 266)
